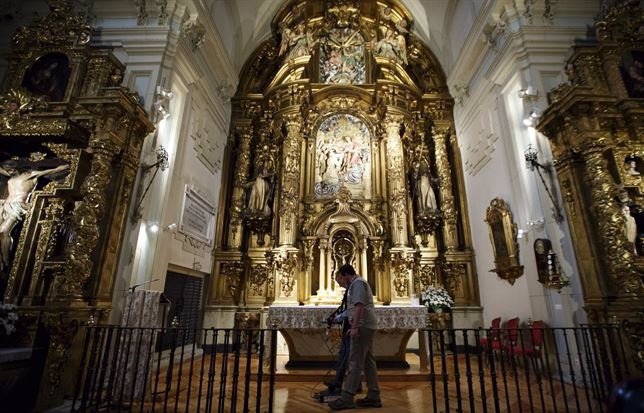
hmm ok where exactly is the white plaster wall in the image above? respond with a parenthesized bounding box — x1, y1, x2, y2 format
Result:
(445, 0, 477, 71)
(448, 0, 598, 330)
(458, 78, 535, 326)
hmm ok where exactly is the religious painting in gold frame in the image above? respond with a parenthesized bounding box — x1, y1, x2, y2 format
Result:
(485, 198, 524, 285)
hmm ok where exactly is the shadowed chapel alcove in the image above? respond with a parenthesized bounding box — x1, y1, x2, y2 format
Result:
(208, 0, 480, 365)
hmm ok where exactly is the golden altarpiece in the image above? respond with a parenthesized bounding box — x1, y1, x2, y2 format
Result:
(210, 0, 479, 363)
(0, 1, 153, 408)
(538, 2, 643, 337)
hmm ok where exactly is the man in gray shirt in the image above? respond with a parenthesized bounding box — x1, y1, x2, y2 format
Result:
(329, 264, 381, 410)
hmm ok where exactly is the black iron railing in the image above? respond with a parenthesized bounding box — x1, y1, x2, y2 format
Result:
(70, 324, 633, 412)
(71, 326, 278, 413)
(421, 324, 634, 413)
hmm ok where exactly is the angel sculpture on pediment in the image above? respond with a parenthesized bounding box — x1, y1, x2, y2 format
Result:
(374, 7, 408, 65)
(279, 22, 316, 59)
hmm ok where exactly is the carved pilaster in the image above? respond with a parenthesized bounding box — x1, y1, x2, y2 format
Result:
(57, 131, 119, 300)
(414, 263, 439, 296)
(600, 48, 629, 100)
(249, 263, 270, 296)
(300, 237, 316, 303)
(221, 262, 245, 306)
(38, 314, 79, 406)
(267, 247, 299, 303)
(433, 124, 458, 250)
(228, 124, 253, 248)
(278, 113, 302, 245)
(441, 261, 466, 301)
(390, 248, 417, 303)
(583, 146, 641, 296)
(384, 114, 408, 246)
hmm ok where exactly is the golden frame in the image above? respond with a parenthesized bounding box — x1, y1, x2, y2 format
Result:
(485, 198, 524, 285)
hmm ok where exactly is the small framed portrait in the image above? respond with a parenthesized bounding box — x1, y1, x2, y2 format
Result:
(21, 52, 71, 102)
(620, 50, 644, 98)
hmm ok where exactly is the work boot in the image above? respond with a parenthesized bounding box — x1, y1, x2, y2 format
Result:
(328, 398, 356, 410)
(356, 396, 382, 408)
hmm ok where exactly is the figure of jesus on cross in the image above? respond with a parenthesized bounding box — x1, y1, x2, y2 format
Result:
(0, 160, 69, 271)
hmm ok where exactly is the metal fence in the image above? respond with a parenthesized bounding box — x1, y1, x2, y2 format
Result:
(69, 324, 633, 412)
(71, 326, 278, 413)
(421, 324, 634, 413)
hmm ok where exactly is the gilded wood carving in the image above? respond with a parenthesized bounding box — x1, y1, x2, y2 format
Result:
(485, 198, 523, 285)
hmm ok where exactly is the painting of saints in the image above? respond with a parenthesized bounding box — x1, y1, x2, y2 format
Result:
(314, 114, 371, 198)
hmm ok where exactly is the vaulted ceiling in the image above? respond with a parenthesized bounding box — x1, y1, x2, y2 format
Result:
(206, 0, 465, 74)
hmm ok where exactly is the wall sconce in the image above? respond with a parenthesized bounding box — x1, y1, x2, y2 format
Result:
(526, 218, 545, 230)
(518, 86, 539, 101)
(149, 222, 177, 233)
(524, 144, 564, 223)
(131, 146, 170, 222)
(149, 222, 160, 233)
(522, 108, 542, 127)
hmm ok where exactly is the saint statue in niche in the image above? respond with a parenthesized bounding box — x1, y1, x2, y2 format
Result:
(623, 204, 638, 255)
(411, 159, 438, 213)
(245, 160, 274, 215)
(0, 159, 69, 271)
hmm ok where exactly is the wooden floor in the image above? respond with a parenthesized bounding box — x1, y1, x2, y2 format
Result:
(273, 353, 601, 413)
(80, 352, 605, 412)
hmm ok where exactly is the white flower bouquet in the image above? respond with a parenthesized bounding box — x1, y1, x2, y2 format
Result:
(0, 303, 18, 336)
(421, 286, 454, 312)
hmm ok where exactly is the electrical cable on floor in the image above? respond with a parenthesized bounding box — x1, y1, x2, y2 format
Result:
(309, 324, 343, 401)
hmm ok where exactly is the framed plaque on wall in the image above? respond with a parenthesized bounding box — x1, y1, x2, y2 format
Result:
(179, 185, 215, 246)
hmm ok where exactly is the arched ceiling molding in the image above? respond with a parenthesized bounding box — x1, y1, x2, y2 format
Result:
(234, 0, 449, 96)
(211, 0, 453, 75)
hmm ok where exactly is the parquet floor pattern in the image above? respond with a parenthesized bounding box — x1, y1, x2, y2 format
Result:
(82, 353, 604, 413)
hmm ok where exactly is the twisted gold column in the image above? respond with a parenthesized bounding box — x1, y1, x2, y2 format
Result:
(384, 114, 408, 247)
(583, 145, 641, 295)
(433, 124, 458, 251)
(227, 124, 252, 249)
(278, 113, 303, 246)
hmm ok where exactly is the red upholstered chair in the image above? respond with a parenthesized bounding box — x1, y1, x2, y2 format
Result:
(510, 320, 544, 357)
(479, 317, 502, 350)
(508, 320, 545, 374)
(502, 317, 521, 352)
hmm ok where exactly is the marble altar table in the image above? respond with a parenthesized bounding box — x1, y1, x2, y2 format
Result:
(267, 305, 427, 368)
